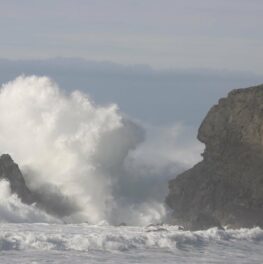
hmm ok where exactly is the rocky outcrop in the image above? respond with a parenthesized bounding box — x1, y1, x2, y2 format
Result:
(166, 84, 263, 230)
(0, 154, 35, 204)
(0, 154, 78, 218)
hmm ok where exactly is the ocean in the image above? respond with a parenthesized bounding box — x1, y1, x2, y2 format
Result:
(0, 223, 262, 264)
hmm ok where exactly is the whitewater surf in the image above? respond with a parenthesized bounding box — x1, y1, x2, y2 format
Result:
(0, 76, 261, 263)
(0, 224, 262, 263)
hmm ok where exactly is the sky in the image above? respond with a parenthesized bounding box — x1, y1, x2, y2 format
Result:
(0, 0, 263, 213)
(0, 58, 262, 127)
(0, 0, 263, 73)
(1, 0, 263, 225)
(0, 0, 263, 127)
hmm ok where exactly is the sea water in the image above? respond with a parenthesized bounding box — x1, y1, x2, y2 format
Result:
(0, 76, 261, 263)
(0, 223, 262, 264)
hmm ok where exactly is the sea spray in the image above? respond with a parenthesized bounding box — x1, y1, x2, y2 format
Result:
(0, 180, 59, 223)
(0, 76, 202, 225)
(0, 224, 262, 252)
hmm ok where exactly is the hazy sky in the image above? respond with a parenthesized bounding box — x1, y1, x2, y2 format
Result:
(1, 0, 263, 73)
(1, 58, 262, 127)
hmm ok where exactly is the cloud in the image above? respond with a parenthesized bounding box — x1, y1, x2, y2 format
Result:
(0, 1, 263, 72)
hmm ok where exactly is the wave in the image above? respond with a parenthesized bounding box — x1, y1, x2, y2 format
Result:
(0, 76, 203, 225)
(0, 224, 262, 252)
(0, 180, 60, 223)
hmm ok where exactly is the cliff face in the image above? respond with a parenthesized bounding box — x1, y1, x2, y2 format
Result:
(166, 84, 263, 230)
(0, 154, 35, 204)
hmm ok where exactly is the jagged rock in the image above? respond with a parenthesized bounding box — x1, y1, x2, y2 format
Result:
(166, 84, 263, 230)
(0, 154, 79, 218)
(0, 154, 35, 204)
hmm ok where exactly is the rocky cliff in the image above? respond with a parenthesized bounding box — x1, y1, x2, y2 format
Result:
(0, 154, 35, 204)
(166, 84, 263, 230)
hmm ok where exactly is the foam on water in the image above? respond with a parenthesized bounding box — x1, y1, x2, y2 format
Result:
(0, 180, 60, 223)
(0, 224, 262, 252)
(0, 224, 262, 263)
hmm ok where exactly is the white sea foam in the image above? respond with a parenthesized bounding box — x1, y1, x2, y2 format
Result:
(0, 224, 262, 252)
(0, 76, 203, 225)
(0, 180, 59, 223)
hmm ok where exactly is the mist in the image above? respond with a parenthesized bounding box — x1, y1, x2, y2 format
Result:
(0, 58, 263, 127)
(0, 75, 203, 225)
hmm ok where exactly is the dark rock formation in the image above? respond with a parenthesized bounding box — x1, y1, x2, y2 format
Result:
(0, 154, 80, 218)
(166, 84, 263, 230)
(0, 154, 35, 204)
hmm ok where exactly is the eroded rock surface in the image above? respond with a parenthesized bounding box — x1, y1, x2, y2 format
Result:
(166, 84, 263, 230)
(0, 154, 79, 218)
(0, 154, 35, 204)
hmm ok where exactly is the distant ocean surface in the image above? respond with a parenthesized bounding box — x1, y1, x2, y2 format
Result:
(0, 224, 262, 264)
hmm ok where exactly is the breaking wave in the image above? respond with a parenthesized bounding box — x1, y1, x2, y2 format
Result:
(0, 224, 262, 252)
(0, 76, 203, 225)
(0, 180, 59, 223)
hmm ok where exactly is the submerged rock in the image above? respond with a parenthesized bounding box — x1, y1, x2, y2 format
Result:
(0, 154, 35, 204)
(166, 84, 263, 230)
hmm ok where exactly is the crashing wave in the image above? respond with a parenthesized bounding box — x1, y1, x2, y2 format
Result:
(0, 224, 262, 252)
